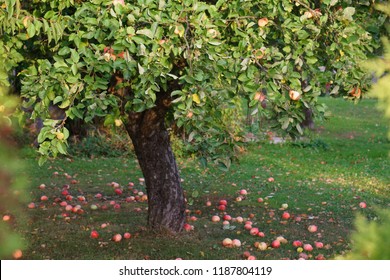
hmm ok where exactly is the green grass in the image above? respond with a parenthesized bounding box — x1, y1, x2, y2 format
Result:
(17, 97, 390, 260)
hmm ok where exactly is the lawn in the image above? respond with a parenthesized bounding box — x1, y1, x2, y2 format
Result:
(19, 97, 389, 260)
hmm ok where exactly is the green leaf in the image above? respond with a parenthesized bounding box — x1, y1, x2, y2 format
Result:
(343, 7, 356, 21)
(27, 23, 36, 38)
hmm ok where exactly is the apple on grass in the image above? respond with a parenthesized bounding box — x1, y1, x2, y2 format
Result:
(113, 234, 122, 242)
(123, 232, 131, 239)
(281, 212, 290, 220)
(90, 230, 99, 239)
(308, 225, 318, 233)
(271, 240, 280, 248)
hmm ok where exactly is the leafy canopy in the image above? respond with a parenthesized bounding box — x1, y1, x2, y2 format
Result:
(0, 0, 379, 163)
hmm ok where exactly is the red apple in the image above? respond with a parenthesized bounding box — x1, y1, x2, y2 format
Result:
(303, 244, 313, 251)
(359, 202, 367, 208)
(257, 232, 265, 238)
(267, 177, 274, 182)
(222, 238, 233, 247)
(292, 240, 303, 247)
(112, 234, 122, 242)
(28, 202, 36, 209)
(218, 205, 226, 211)
(219, 200, 227, 206)
(223, 215, 232, 221)
(211, 215, 220, 222)
(257, 197, 264, 203)
(114, 188, 123, 195)
(123, 232, 131, 239)
(90, 230, 99, 239)
(281, 212, 290, 220)
(239, 189, 247, 195)
(248, 255, 256, 260)
(315, 241, 324, 249)
(95, 193, 102, 199)
(232, 239, 241, 247)
(271, 240, 280, 248)
(61, 190, 69, 196)
(244, 223, 253, 230)
(39, 184, 46, 190)
(308, 225, 318, 233)
(183, 223, 192, 232)
(40, 195, 48, 201)
(250, 227, 259, 236)
(206, 201, 212, 207)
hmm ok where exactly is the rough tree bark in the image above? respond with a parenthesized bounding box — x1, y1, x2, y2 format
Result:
(123, 91, 186, 233)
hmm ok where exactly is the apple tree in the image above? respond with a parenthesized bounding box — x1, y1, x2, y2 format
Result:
(0, 0, 378, 232)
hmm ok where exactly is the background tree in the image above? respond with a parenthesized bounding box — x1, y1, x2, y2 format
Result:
(0, 0, 381, 233)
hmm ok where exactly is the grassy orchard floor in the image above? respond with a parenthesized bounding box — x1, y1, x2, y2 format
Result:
(21, 98, 389, 260)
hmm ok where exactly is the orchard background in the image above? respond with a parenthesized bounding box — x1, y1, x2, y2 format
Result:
(0, 0, 389, 260)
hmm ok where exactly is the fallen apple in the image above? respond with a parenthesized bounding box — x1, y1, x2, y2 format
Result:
(308, 225, 318, 233)
(303, 244, 313, 252)
(281, 212, 290, 220)
(232, 239, 241, 247)
(211, 215, 221, 222)
(271, 240, 280, 248)
(222, 238, 233, 247)
(113, 234, 122, 242)
(90, 230, 99, 239)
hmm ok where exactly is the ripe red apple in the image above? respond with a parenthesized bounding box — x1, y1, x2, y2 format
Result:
(90, 230, 99, 239)
(244, 223, 252, 231)
(61, 190, 69, 196)
(232, 239, 241, 247)
(95, 193, 102, 199)
(28, 202, 36, 209)
(77, 195, 86, 202)
(219, 200, 227, 206)
(303, 244, 313, 251)
(243, 251, 251, 258)
(211, 215, 220, 222)
(206, 201, 212, 207)
(257, 197, 264, 203)
(359, 202, 367, 208)
(239, 189, 247, 195)
(257, 232, 265, 238)
(111, 182, 120, 188)
(65, 195, 73, 201)
(267, 177, 274, 182)
(65, 205, 73, 211)
(123, 232, 131, 239)
(39, 184, 46, 190)
(114, 203, 121, 209)
(250, 227, 259, 236)
(281, 212, 290, 220)
(59, 201, 67, 207)
(248, 255, 256, 260)
(222, 238, 233, 247)
(292, 240, 303, 247)
(315, 254, 326, 260)
(40, 195, 48, 201)
(315, 241, 324, 249)
(223, 215, 232, 221)
(112, 234, 122, 242)
(114, 188, 123, 195)
(308, 225, 318, 233)
(271, 240, 280, 248)
(235, 196, 242, 202)
(218, 205, 226, 211)
(235, 216, 244, 223)
(183, 223, 192, 232)
(126, 196, 135, 202)
(101, 223, 108, 229)
(222, 221, 230, 225)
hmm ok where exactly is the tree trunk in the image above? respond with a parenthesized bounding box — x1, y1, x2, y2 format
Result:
(124, 94, 186, 233)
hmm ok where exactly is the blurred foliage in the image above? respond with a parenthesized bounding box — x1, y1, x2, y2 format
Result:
(366, 2, 390, 139)
(337, 210, 390, 260)
(0, 67, 27, 259)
